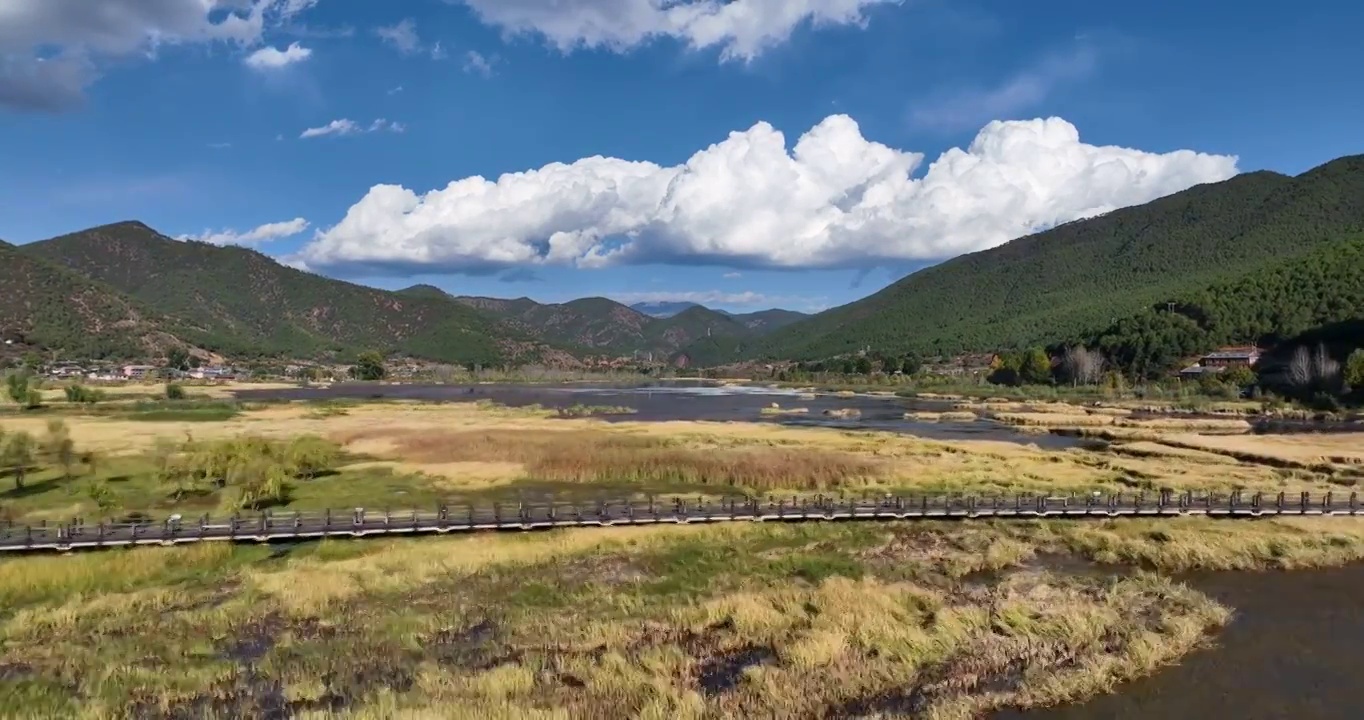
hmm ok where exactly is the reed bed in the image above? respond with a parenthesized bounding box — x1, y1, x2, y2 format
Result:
(335, 428, 885, 491)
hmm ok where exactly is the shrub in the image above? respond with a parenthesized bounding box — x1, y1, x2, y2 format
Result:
(284, 435, 339, 480)
(64, 385, 106, 404)
(43, 419, 76, 479)
(4, 373, 28, 404)
(1346, 349, 1364, 391)
(1, 431, 36, 489)
(165, 383, 187, 400)
(86, 480, 119, 512)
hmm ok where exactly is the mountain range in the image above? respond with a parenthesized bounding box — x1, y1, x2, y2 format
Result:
(2, 153, 1361, 370)
(0, 224, 805, 366)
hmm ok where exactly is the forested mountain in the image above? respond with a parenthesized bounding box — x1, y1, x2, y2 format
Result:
(0, 237, 176, 359)
(20, 222, 530, 365)
(5, 222, 805, 365)
(750, 155, 1364, 361)
(1088, 232, 1364, 378)
(447, 296, 774, 360)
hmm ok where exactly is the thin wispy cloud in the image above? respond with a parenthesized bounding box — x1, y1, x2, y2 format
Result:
(178, 218, 310, 247)
(463, 50, 496, 77)
(375, 19, 421, 54)
(299, 118, 405, 139)
(610, 290, 825, 311)
(908, 44, 1099, 133)
(243, 42, 313, 70)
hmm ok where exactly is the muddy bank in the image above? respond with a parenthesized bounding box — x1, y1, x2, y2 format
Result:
(233, 383, 1083, 449)
(994, 562, 1364, 720)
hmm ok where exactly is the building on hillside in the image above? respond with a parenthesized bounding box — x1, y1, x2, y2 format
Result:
(1199, 346, 1261, 368)
(121, 364, 156, 379)
(1178, 345, 1261, 379)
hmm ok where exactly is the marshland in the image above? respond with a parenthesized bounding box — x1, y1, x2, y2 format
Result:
(1, 380, 1363, 718)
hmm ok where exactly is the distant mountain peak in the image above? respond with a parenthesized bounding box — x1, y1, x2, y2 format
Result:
(396, 283, 453, 299)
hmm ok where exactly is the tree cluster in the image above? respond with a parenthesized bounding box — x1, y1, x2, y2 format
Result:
(154, 434, 340, 511)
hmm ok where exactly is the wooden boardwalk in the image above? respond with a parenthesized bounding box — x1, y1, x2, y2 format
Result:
(2, 491, 1361, 553)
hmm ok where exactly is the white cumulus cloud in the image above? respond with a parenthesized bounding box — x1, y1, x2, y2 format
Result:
(457, 0, 900, 62)
(296, 115, 1239, 275)
(0, 0, 319, 110)
(299, 118, 404, 139)
(179, 217, 310, 247)
(244, 42, 312, 69)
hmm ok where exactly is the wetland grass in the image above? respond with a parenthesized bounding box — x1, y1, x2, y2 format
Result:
(3, 397, 1364, 717)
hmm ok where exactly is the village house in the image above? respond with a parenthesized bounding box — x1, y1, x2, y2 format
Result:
(121, 364, 157, 379)
(1179, 345, 1261, 379)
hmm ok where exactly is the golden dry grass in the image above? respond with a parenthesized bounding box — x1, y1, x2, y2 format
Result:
(6, 503, 1364, 718)
(5, 397, 1350, 499)
(332, 427, 886, 491)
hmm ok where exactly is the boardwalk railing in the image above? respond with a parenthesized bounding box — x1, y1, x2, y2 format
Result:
(2, 490, 1362, 553)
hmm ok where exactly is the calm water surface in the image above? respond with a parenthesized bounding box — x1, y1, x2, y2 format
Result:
(995, 563, 1364, 720)
(235, 381, 1084, 449)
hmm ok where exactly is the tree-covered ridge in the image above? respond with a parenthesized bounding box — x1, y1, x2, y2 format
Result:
(1089, 232, 1364, 378)
(0, 239, 177, 359)
(750, 154, 1364, 361)
(20, 222, 523, 365)
(726, 308, 808, 333)
(447, 294, 795, 361)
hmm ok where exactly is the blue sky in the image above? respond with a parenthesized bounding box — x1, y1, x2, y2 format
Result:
(2, 0, 1361, 314)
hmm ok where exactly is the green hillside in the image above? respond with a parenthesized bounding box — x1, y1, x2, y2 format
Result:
(1090, 232, 1364, 377)
(752, 155, 1364, 361)
(0, 238, 175, 359)
(448, 295, 788, 361)
(20, 222, 524, 365)
(727, 309, 808, 334)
